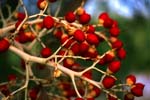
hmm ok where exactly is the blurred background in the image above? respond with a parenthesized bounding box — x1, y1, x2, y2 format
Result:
(0, 0, 150, 100)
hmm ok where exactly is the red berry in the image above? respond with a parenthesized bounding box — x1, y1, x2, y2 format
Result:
(61, 34, 74, 48)
(35, 22, 44, 30)
(102, 76, 116, 89)
(0, 38, 10, 52)
(126, 74, 136, 86)
(15, 21, 24, 30)
(63, 58, 74, 68)
(70, 42, 80, 55)
(103, 17, 114, 28)
(107, 60, 121, 74)
(86, 33, 99, 46)
(17, 32, 29, 43)
(112, 39, 123, 49)
(124, 93, 134, 100)
(65, 11, 76, 23)
(15, 21, 21, 29)
(135, 83, 145, 89)
(74, 30, 85, 42)
(79, 41, 89, 53)
(103, 52, 115, 63)
(16, 12, 25, 21)
(109, 27, 120, 37)
(18, 31, 35, 43)
(37, 0, 47, 10)
(112, 20, 118, 27)
(79, 13, 91, 24)
(61, 36, 74, 48)
(8, 74, 16, 81)
(43, 16, 54, 29)
(76, 7, 85, 15)
(98, 57, 106, 65)
(92, 87, 101, 97)
(16, 20, 28, 30)
(29, 88, 39, 100)
(131, 83, 145, 97)
(0, 85, 10, 96)
(53, 30, 63, 39)
(98, 12, 109, 21)
(86, 25, 95, 33)
(61, 34, 69, 44)
(117, 48, 126, 60)
(25, 32, 35, 42)
(40, 47, 52, 58)
(58, 49, 66, 56)
(83, 70, 92, 79)
(86, 46, 98, 58)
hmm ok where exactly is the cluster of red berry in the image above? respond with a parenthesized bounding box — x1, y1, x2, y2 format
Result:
(0, 0, 145, 100)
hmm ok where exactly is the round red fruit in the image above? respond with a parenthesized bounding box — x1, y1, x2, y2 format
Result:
(70, 42, 80, 55)
(0, 85, 10, 96)
(109, 27, 120, 37)
(65, 11, 76, 23)
(29, 88, 39, 100)
(86, 33, 99, 46)
(102, 76, 116, 89)
(0, 38, 10, 53)
(63, 58, 74, 69)
(131, 83, 145, 97)
(83, 70, 92, 79)
(79, 41, 89, 53)
(86, 46, 98, 58)
(92, 87, 101, 97)
(107, 60, 121, 74)
(79, 13, 91, 24)
(98, 12, 109, 21)
(8, 74, 16, 81)
(112, 20, 118, 27)
(126, 74, 136, 86)
(43, 16, 54, 29)
(76, 7, 85, 15)
(15, 12, 25, 21)
(74, 30, 85, 42)
(104, 51, 115, 63)
(41, 47, 52, 58)
(17, 32, 29, 43)
(86, 25, 95, 33)
(112, 39, 123, 49)
(15, 21, 25, 30)
(53, 29, 63, 39)
(103, 17, 114, 28)
(117, 48, 126, 60)
(37, 0, 47, 10)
